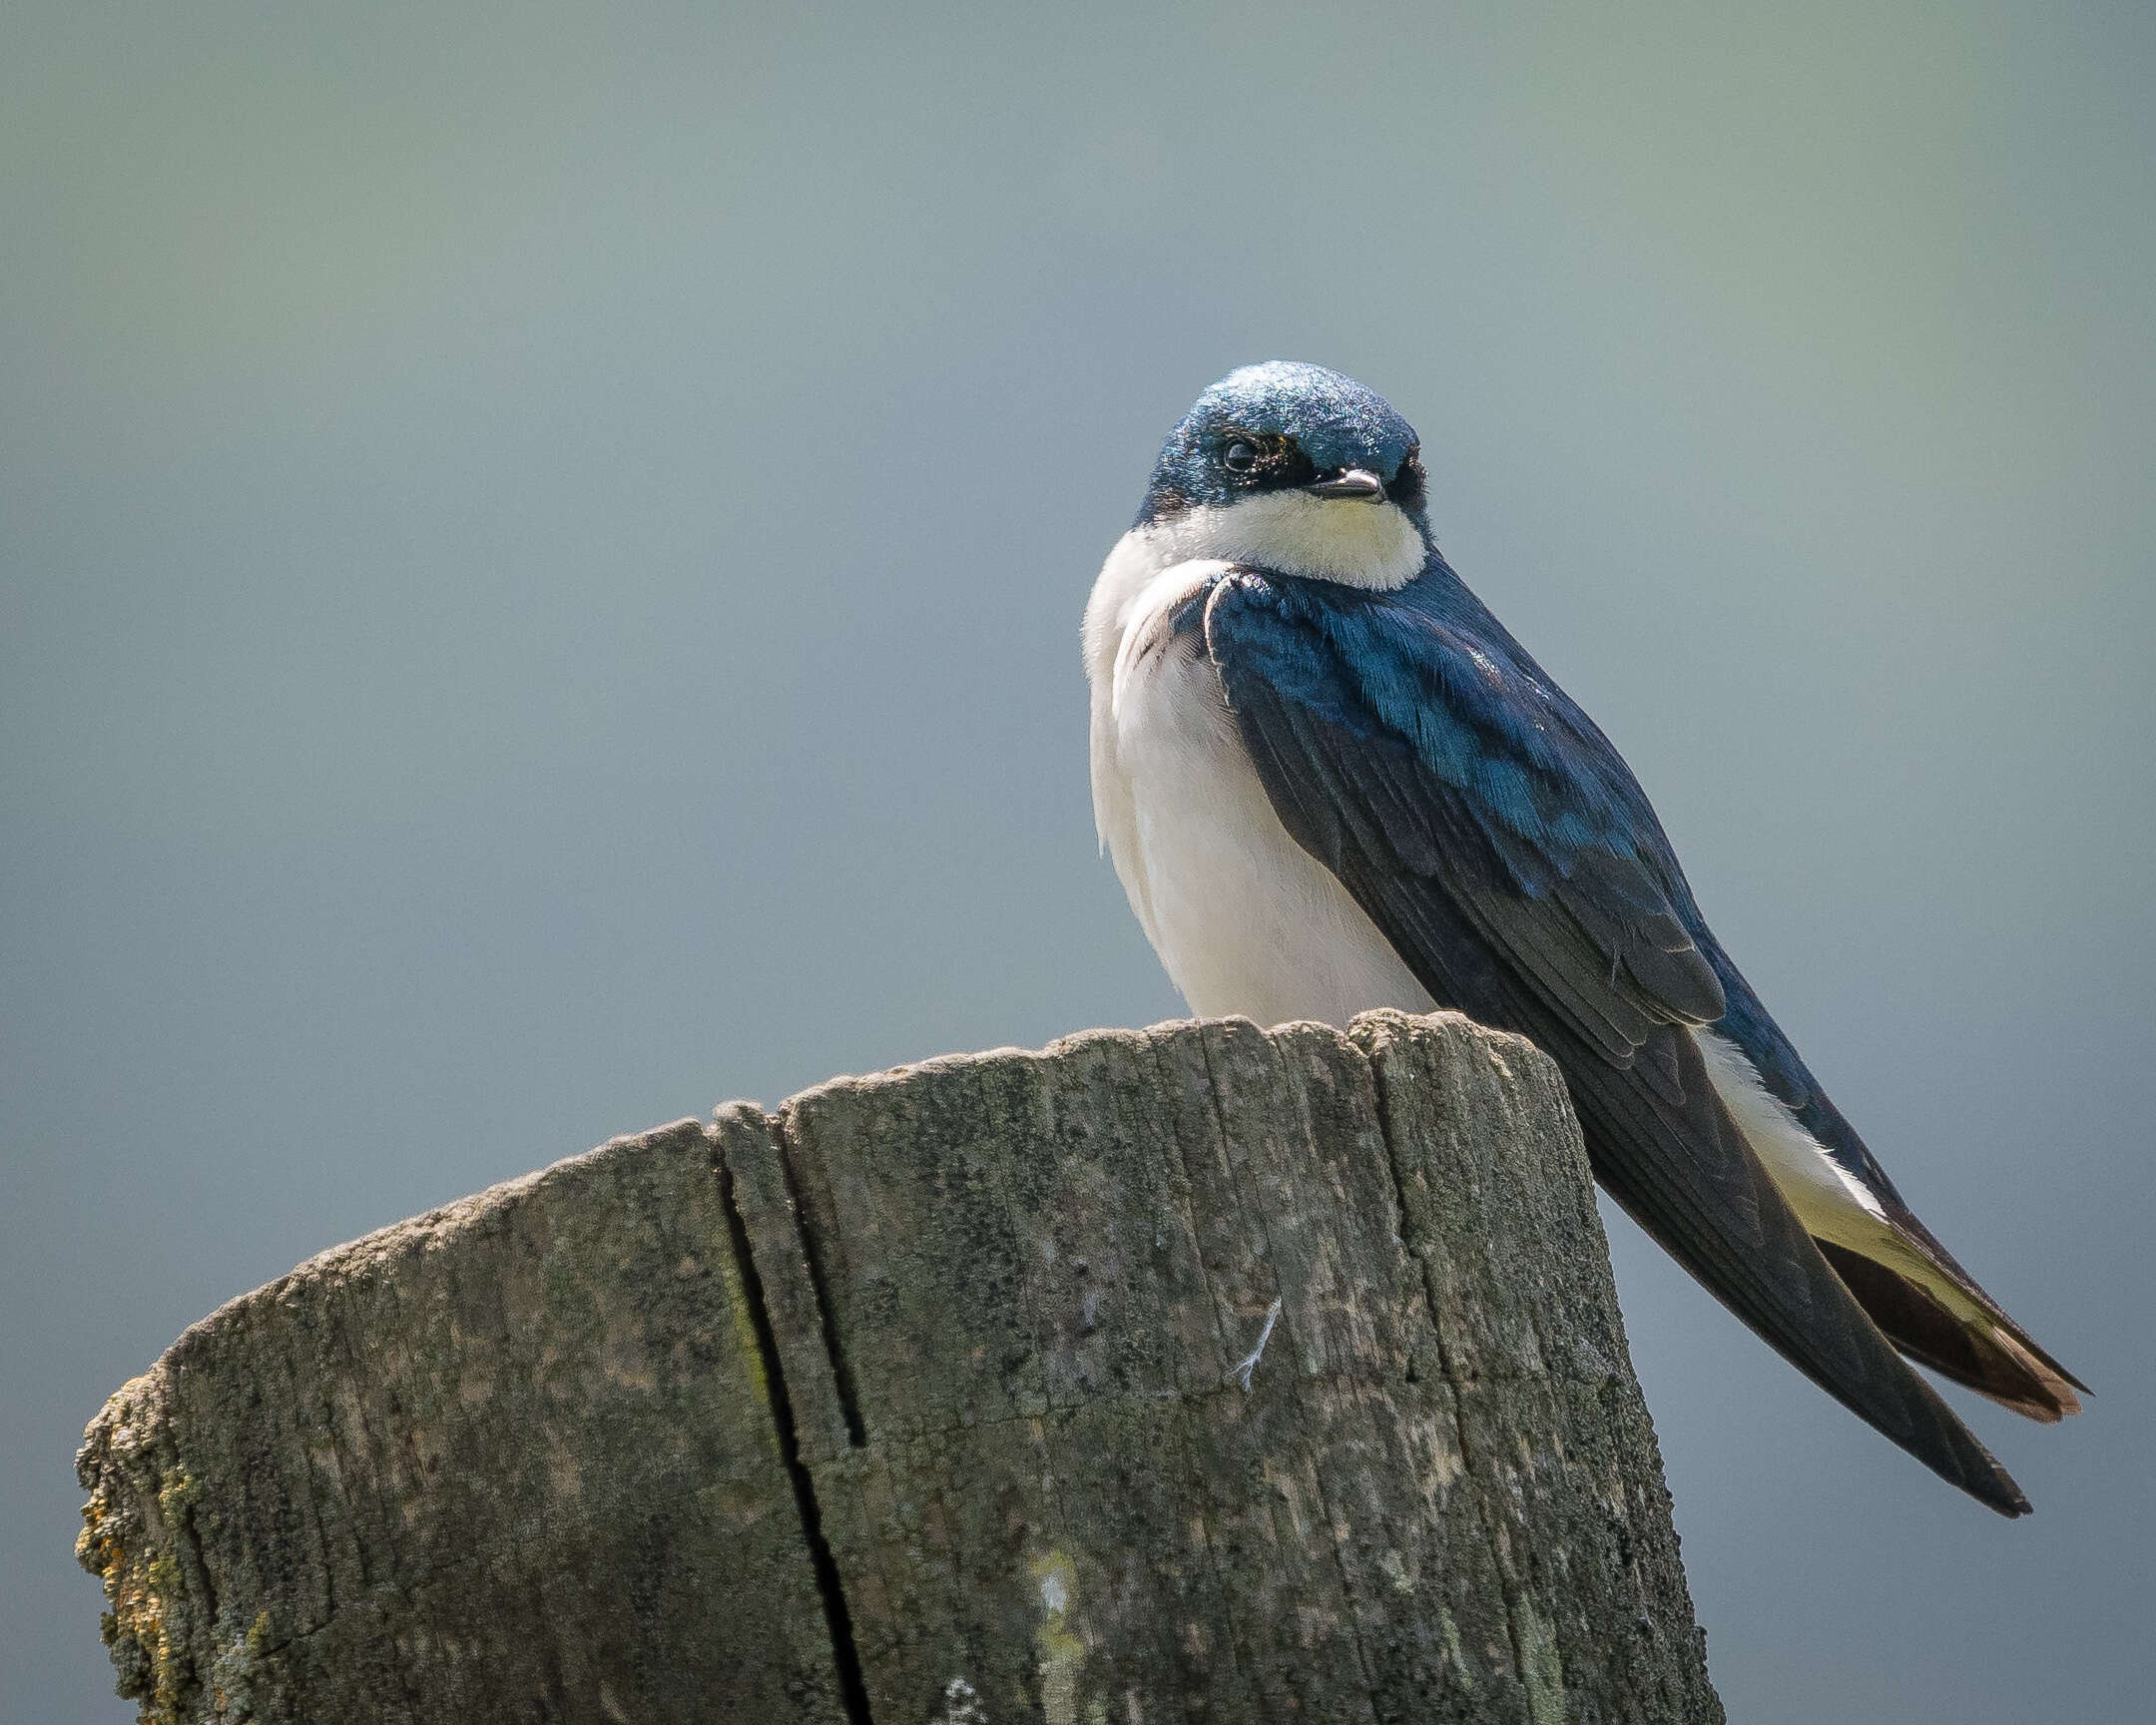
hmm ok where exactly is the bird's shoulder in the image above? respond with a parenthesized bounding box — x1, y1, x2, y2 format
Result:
(1200, 562, 1661, 860)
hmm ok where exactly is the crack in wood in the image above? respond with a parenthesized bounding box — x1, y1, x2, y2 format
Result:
(715, 1130, 877, 1725)
(768, 1108, 870, 1451)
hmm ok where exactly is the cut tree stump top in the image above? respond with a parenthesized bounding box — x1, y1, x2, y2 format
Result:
(78, 1010, 1724, 1724)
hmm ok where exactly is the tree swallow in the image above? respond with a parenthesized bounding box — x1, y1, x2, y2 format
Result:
(1085, 360, 2083, 1514)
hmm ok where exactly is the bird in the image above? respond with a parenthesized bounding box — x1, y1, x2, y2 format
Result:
(1084, 359, 2083, 1515)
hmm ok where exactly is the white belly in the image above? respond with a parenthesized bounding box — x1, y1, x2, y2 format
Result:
(1084, 536, 1434, 1028)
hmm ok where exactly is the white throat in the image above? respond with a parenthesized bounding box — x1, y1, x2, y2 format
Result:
(1140, 491, 1425, 591)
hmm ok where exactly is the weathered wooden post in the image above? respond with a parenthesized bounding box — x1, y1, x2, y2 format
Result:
(78, 1011, 1724, 1723)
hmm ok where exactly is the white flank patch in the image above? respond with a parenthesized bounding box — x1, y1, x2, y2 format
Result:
(1693, 1025, 2055, 1354)
(1692, 1026, 1891, 1244)
(1143, 490, 1426, 591)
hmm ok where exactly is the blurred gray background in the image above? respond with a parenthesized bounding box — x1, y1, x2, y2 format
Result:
(5, 3, 2151, 1719)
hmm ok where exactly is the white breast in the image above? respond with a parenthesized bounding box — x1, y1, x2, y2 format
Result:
(1083, 526, 1434, 1028)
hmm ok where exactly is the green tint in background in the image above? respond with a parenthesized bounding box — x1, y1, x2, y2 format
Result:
(4, 4, 2150, 1718)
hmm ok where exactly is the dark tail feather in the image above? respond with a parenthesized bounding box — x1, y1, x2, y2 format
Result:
(1817, 1242, 2086, 1423)
(1570, 1026, 2032, 1516)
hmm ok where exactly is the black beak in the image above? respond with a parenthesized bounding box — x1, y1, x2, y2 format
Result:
(1302, 467, 1387, 501)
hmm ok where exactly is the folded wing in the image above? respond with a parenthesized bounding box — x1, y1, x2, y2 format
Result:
(1202, 569, 2031, 1514)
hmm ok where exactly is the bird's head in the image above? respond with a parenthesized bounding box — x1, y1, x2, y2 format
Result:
(1135, 361, 1429, 590)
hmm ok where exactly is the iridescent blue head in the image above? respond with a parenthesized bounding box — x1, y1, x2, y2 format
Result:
(1139, 361, 1424, 523)
(1132, 361, 1430, 591)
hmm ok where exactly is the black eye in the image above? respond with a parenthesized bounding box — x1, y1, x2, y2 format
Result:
(1223, 440, 1258, 474)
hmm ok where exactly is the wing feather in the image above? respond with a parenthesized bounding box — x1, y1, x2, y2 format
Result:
(1202, 571, 2031, 1514)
